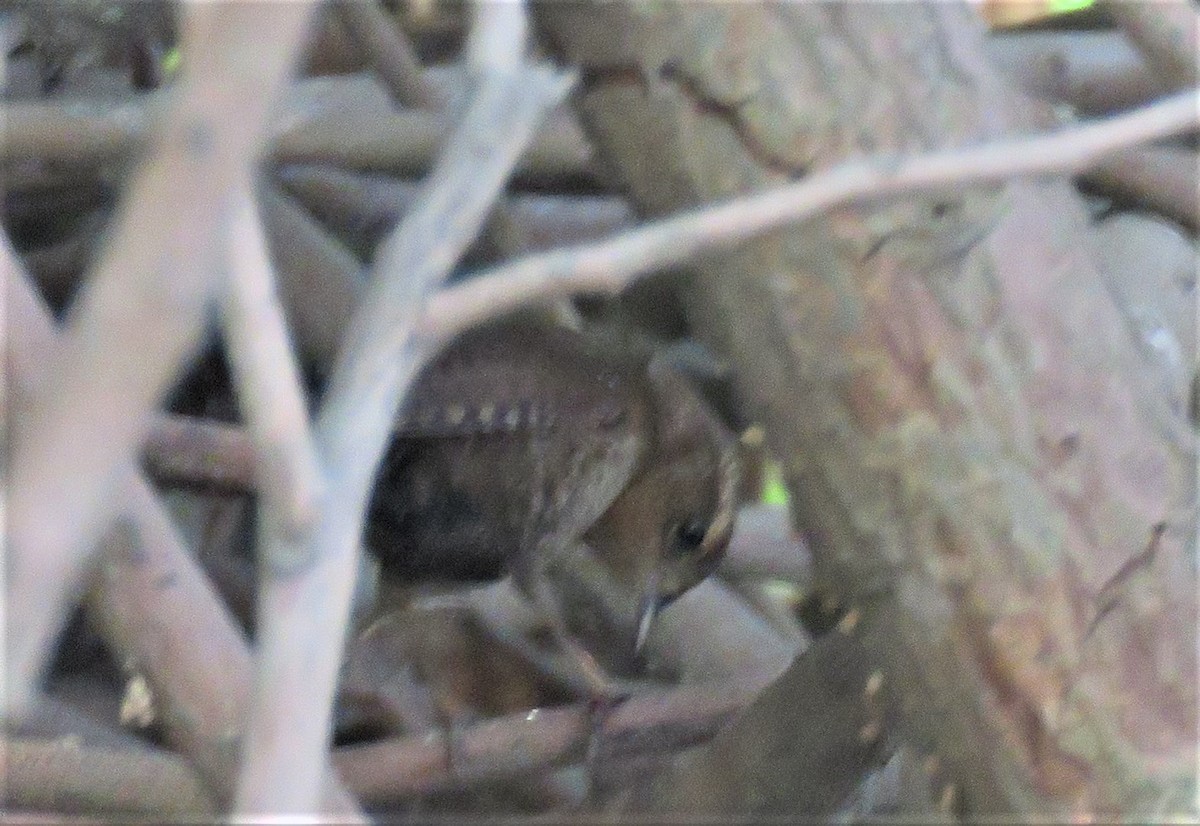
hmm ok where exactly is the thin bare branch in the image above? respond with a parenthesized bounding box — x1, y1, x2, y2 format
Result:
(3, 257, 360, 815)
(1, 78, 598, 188)
(4, 738, 217, 818)
(419, 89, 1200, 342)
(332, 680, 751, 803)
(142, 414, 258, 492)
(0, 96, 148, 164)
(335, 0, 441, 110)
(5, 2, 317, 715)
(4, 675, 754, 815)
(234, 62, 574, 815)
(278, 164, 634, 259)
(1100, 0, 1199, 91)
(465, 0, 528, 75)
(221, 185, 324, 568)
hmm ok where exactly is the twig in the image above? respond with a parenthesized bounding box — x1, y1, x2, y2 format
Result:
(2, 77, 599, 188)
(233, 60, 574, 815)
(278, 164, 634, 260)
(3, 258, 360, 814)
(418, 89, 1200, 342)
(0, 96, 148, 164)
(335, 0, 441, 110)
(332, 680, 751, 802)
(3, 676, 752, 814)
(4, 738, 217, 818)
(286, 8, 590, 279)
(141, 413, 258, 492)
(3, 255, 253, 803)
(464, 0, 528, 75)
(1100, 0, 1199, 91)
(273, 75, 595, 189)
(221, 185, 324, 570)
(5, 2, 317, 715)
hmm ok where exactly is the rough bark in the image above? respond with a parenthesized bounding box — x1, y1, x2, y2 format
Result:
(534, 2, 1196, 818)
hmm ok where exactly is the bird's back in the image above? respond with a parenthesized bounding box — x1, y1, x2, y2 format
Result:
(365, 321, 651, 584)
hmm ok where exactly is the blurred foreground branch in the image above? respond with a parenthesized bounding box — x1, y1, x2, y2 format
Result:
(5, 1, 317, 716)
(3, 255, 359, 814)
(419, 87, 1200, 342)
(233, 52, 574, 814)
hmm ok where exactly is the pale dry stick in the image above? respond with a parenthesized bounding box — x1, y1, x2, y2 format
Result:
(418, 89, 1200, 343)
(233, 64, 575, 815)
(340, 0, 544, 274)
(221, 186, 324, 571)
(10, 31, 1158, 170)
(1099, 0, 1199, 91)
(4, 2, 317, 717)
(464, 0, 528, 75)
(2, 257, 361, 815)
(332, 2, 546, 273)
(335, 0, 442, 110)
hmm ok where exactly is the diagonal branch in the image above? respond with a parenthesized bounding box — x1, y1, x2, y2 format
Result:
(233, 56, 575, 814)
(221, 185, 324, 571)
(335, 0, 442, 110)
(2, 251, 360, 815)
(4, 2, 317, 715)
(418, 89, 1200, 343)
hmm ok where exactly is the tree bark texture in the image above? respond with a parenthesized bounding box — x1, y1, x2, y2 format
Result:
(534, 2, 1196, 818)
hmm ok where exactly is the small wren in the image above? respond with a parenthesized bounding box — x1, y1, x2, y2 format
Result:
(365, 319, 739, 664)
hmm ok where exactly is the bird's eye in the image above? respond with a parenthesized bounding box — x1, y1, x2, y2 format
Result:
(670, 518, 710, 555)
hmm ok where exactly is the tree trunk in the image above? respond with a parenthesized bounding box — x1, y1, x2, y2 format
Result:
(534, 2, 1196, 818)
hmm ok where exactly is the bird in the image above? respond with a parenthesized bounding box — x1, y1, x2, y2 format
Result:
(364, 318, 740, 673)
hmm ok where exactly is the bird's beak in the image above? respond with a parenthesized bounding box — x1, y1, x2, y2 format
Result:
(634, 595, 658, 655)
(634, 586, 672, 656)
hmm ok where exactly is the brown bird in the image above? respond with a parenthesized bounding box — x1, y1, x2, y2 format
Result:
(365, 319, 739, 669)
